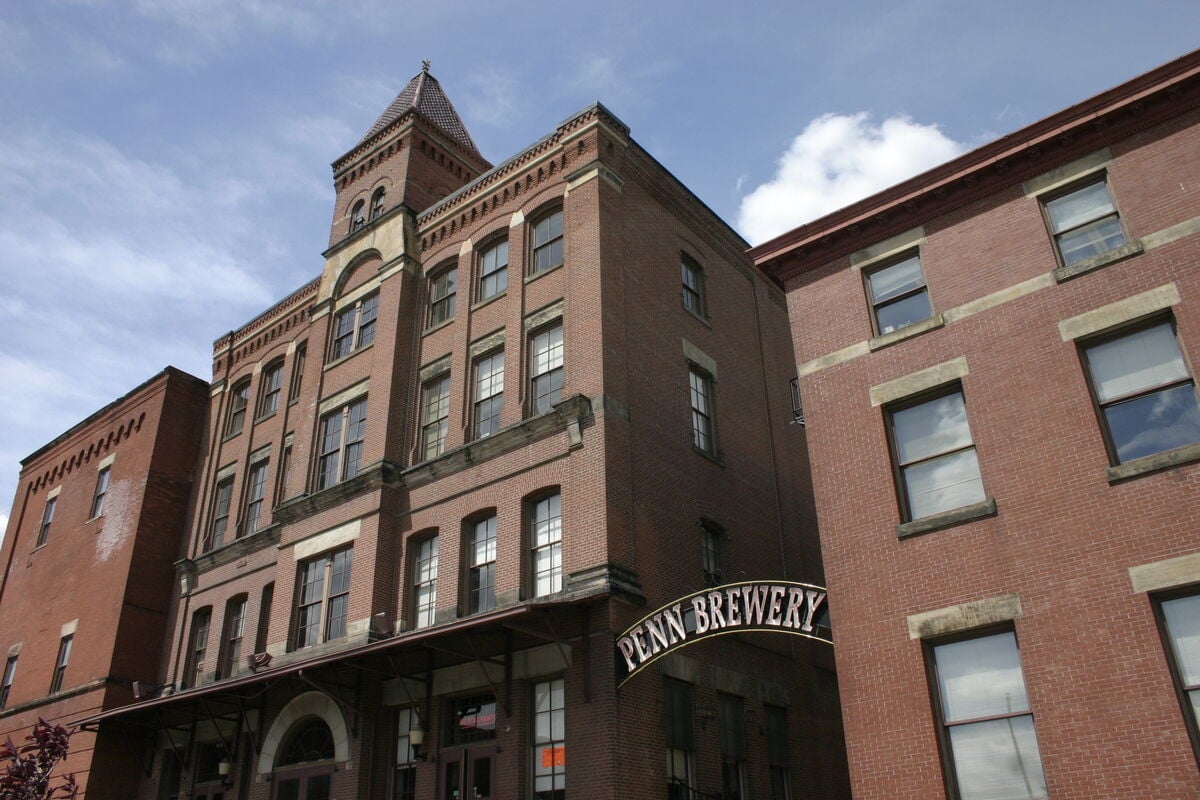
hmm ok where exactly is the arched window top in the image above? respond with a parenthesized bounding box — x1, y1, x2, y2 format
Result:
(278, 717, 335, 766)
(370, 187, 386, 220)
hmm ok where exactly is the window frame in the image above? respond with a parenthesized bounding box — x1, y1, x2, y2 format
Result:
(412, 535, 439, 630)
(288, 342, 307, 404)
(863, 251, 933, 337)
(477, 238, 509, 302)
(1077, 315, 1200, 467)
(528, 322, 564, 416)
(292, 547, 353, 650)
(884, 383, 986, 523)
(531, 677, 566, 800)
(330, 292, 379, 361)
(530, 491, 563, 598)
(1041, 174, 1127, 268)
(395, 706, 418, 800)
(316, 396, 368, 491)
(206, 475, 234, 551)
(256, 360, 284, 420)
(184, 608, 210, 689)
(427, 264, 457, 328)
(0, 655, 17, 709)
(923, 626, 1049, 800)
(680, 254, 706, 318)
(89, 466, 111, 519)
(663, 678, 696, 800)
(472, 350, 505, 440)
(218, 595, 248, 680)
(242, 459, 270, 537)
(225, 379, 250, 438)
(36, 496, 56, 547)
(350, 199, 366, 232)
(700, 519, 724, 586)
(419, 374, 451, 461)
(688, 366, 718, 457)
(529, 208, 564, 276)
(465, 513, 498, 615)
(49, 635, 72, 694)
(370, 187, 386, 221)
(1153, 587, 1200, 767)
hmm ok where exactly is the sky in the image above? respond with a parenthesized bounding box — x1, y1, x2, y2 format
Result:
(1, 0, 1197, 536)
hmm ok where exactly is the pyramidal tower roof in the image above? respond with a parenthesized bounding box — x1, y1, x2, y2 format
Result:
(359, 62, 482, 159)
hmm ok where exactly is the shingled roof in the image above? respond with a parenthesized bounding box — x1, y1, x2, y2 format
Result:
(359, 63, 482, 160)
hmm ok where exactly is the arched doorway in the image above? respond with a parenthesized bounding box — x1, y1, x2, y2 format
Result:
(272, 717, 335, 800)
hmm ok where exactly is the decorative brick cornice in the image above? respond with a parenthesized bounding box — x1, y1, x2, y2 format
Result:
(213, 277, 319, 360)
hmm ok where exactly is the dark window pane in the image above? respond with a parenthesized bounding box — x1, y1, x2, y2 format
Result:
(1104, 383, 1200, 463)
(875, 290, 932, 335)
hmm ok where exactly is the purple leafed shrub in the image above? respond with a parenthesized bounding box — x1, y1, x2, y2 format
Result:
(0, 719, 79, 799)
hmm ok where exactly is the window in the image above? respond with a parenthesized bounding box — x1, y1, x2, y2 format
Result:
(467, 515, 497, 614)
(1157, 592, 1200, 758)
(225, 380, 250, 437)
(681, 255, 705, 317)
(370, 187, 386, 220)
(478, 239, 508, 301)
(185, 609, 210, 689)
(288, 342, 307, 403)
(278, 444, 293, 502)
(257, 360, 283, 419)
(887, 387, 986, 521)
(532, 678, 565, 800)
(0, 656, 16, 709)
(531, 493, 562, 597)
(529, 324, 564, 415)
(36, 496, 55, 547)
(219, 596, 247, 679)
(420, 375, 451, 460)
(865, 253, 932, 336)
(90, 466, 111, 518)
(689, 368, 717, 456)
(718, 694, 747, 800)
(664, 679, 696, 800)
(255, 583, 274, 655)
(294, 548, 353, 649)
(1080, 319, 1200, 465)
(446, 693, 497, 746)
(330, 292, 379, 360)
(243, 460, 269, 536)
(929, 630, 1048, 800)
(316, 397, 367, 491)
(207, 476, 234, 550)
(765, 705, 791, 800)
(1044, 177, 1126, 267)
(473, 352, 505, 439)
(413, 536, 438, 629)
(350, 199, 366, 232)
(700, 520, 724, 585)
(395, 707, 418, 800)
(531, 210, 564, 275)
(428, 266, 457, 327)
(49, 636, 72, 694)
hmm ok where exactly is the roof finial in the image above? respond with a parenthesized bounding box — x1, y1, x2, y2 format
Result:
(422, 59, 431, 73)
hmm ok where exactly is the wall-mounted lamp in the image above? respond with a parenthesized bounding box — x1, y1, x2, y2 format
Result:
(217, 758, 232, 789)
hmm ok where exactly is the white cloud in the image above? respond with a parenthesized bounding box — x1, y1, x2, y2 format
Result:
(463, 66, 524, 128)
(737, 113, 967, 245)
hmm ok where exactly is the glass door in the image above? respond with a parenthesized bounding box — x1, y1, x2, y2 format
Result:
(441, 748, 495, 800)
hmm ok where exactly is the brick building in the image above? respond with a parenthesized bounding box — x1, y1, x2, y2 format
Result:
(0, 367, 209, 797)
(16, 66, 850, 800)
(754, 51, 1200, 799)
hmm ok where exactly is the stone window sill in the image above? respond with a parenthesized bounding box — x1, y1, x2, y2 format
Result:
(869, 313, 945, 352)
(422, 317, 454, 337)
(897, 497, 997, 539)
(323, 342, 374, 371)
(1053, 239, 1144, 283)
(1106, 441, 1200, 483)
(471, 291, 507, 312)
(525, 263, 564, 283)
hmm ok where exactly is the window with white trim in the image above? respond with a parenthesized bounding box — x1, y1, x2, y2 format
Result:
(420, 375, 450, 460)
(530, 210, 564, 275)
(681, 255, 705, 317)
(330, 292, 379, 361)
(293, 547, 353, 649)
(243, 459, 269, 536)
(531, 492, 562, 597)
(316, 397, 367, 491)
(207, 476, 234, 551)
(478, 239, 508, 301)
(413, 536, 438, 629)
(36, 497, 55, 547)
(0, 656, 17, 709)
(865, 252, 932, 336)
(428, 266, 457, 327)
(225, 380, 250, 437)
(184, 609, 209, 689)
(49, 635, 72, 694)
(90, 466, 111, 519)
(467, 515, 497, 614)
(257, 360, 283, 419)
(532, 678, 566, 800)
(1157, 591, 1200, 763)
(218, 596, 247, 680)
(529, 323, 564, 415)
(689, 368, 717, 456)
(473, 352, 504, 439)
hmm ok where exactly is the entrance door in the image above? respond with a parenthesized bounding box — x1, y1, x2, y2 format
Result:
(441, 748, 495, 800)
(273, 765, 333, 800)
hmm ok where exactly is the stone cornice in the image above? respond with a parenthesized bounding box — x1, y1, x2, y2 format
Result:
(213, 278, 319, 357)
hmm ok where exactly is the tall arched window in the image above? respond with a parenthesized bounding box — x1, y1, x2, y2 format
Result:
(349, 200, 366, 232)
(273, 717, 336, 800)
(370, 188, 386, 220)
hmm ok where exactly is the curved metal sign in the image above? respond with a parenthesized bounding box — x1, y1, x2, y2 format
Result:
(615, 580, 831, 687)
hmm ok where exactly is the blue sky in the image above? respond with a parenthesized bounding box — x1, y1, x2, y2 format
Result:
(1, 0, 1197, 534)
